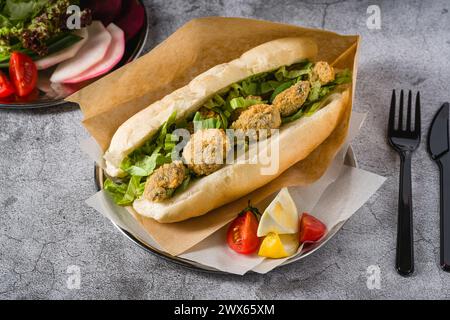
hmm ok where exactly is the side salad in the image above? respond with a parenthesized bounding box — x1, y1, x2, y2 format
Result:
(0, 0, 145, 103)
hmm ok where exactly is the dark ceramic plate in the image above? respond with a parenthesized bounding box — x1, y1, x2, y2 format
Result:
(0, 0, 148, 110)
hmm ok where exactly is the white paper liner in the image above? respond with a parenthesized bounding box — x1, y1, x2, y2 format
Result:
(83, 112, 386, 274)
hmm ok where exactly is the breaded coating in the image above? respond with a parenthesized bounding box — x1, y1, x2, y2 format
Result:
(182, 129, 230, 176)
(231, 104, 281, 140)
(230, 96, 262, 122)
(312, 61, 335, 85)
(273, 81, 310, 117)
(144, 161, 186, 202)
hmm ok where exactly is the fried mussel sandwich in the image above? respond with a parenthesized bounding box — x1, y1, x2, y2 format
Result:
(103, 38, 352, 223)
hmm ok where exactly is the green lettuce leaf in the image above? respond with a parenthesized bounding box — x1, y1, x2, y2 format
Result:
(282, 108, 304, 124)
(122, 153, 169, 177)
(229, 97, 263, 110)
(104, 176, 145, 206)
(204, 94, 226, 110)
(307, 81, 322, 102)
(331, 69, 352, 85)
(193, 111, 222, 129)
(304, 101, 322, 116)
(0, 13, 12, 27)
(173, 170, 193, 196)
(164, 133, 179, 152)
(104, 178, 128, 204)
(120, 176, 144, 206)
(260, 80, 282, 94)
(275, 63, 312, 81)
(119, 111, 178, 176)
(0, 32, 83, 67)
(4, 0, 47, 22)
(156, 111, 177, 146)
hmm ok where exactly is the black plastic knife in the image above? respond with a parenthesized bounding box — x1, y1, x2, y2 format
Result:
(428, 102, 450, 271)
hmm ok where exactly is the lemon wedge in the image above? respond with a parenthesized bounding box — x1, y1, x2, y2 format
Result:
(258, 233, 299, 258)
(257, 188, 298, 237)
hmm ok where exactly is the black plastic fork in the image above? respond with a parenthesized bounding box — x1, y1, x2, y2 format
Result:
(388, 90, 421, 277)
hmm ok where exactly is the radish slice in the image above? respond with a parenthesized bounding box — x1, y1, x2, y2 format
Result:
(50, 21, 112, 83)
(63, 23, 125, 84)
(35, 28, 89, 70)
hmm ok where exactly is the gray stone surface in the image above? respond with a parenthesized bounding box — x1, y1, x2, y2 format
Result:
(1, 0, 449, 300)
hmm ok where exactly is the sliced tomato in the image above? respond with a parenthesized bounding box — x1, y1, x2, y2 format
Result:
(0, 70, 15, 98)
(227, 211, 260, 254)
(299, 213, 327, 243)
(9, 52, 37, 97)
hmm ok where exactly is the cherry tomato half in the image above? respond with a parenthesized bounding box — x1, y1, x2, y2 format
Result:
(227, 211, 260, 254)
(9, 52, 37, 97)
(299, 213, 327, 243)
(0, 70, 15, 98)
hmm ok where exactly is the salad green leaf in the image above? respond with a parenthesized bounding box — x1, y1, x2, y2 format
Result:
(330, 69, 352, 85)
(4, 0, 47, 21)
(307, 81, 322, 102)
(120, 176, 144, 206)
(193, 111, 222, 129)
(0, 31, 83, 67)
(104, 176, 145, 206)
(104, 178, 128, 204)
(282, 108, 304, 124)
(122, 153, 169, 177)
(229, 97, 264, 110)
(275, 63, 312, 81)
(0, 0, 90, 60)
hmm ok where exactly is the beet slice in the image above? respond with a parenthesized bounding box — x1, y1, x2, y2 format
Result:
(82, 0, 122, 26)
(115, 0, 145, 41)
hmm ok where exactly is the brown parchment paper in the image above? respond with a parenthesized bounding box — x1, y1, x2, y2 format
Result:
(68, 17, 360, 256)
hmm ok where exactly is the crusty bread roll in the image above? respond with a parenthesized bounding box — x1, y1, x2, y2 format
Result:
(103, 37, 350, 223)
